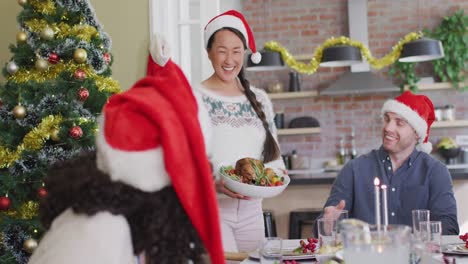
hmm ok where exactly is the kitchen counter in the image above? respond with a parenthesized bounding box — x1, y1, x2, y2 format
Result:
(289, 164, 468, 185)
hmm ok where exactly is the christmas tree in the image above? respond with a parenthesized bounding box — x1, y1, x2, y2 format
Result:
(0, 0, 120, 263)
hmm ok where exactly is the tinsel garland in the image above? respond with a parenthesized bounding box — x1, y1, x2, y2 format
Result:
(3, 201, 39, 220)
(29, 0, 56, 15)
(6, 62, 120, 94)
(0, 115, 62, 168)
(264, 32, 423, 75)
(24, 19, 99, 42)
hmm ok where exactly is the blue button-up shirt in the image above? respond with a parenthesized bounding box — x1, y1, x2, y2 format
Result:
(323, 146, 459, 235)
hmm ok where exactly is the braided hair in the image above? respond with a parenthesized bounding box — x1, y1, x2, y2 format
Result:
(207, 28, 280, 162)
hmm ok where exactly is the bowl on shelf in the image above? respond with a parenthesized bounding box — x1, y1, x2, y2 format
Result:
(439, 147, 461, 164)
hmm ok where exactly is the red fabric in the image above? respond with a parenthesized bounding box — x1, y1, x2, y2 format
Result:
(102, 56, 224, 263)
(395, 91, 435, 143)
(205, 10, 257, 53)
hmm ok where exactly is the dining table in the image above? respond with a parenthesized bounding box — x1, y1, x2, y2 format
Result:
(239, 235, 468, 263)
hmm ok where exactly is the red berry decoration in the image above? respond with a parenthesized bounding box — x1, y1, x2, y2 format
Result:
(37, 187, 48, 198)
(294, 238, 318, 254)
(69, 126, 83, 139)
(48, 53, 59, 64)
(0, 196, 11, 211)
(74, 69, 86, 80)
(103, 53, 111, 64)
(77, 87, 89, 102)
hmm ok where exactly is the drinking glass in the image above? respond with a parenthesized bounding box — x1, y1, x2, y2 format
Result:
(316, 217, 337, 247)
(412, 209, 430, 239)
(419, 221, 442, 253)
(334, 209, 348, 244)
(260, 237, 282, 264)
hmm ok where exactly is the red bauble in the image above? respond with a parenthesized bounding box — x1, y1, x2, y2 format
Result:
(69, 126, 83, 139)
(48, 53, 59, 64)
(103, 53, 111, 64)
(78, 87, 89, 102)
(74, 69, 86, 80)
(37, 187, 48, 198)
(0, 196, 11, 211)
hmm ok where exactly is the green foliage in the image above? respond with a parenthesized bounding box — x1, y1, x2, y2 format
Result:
(388, 61, 420, 92)
(390, 10, 467, 91)
(425, 10, 467, 90)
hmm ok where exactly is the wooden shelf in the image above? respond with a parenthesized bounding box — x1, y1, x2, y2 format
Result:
(432, 120, 468, 128)
(277, 127, 321, 136)
(404, 82, 467, 91)
(268, 91, 318, 100)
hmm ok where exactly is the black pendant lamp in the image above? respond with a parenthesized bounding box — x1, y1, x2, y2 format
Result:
(245, 50, 287, 71)
(320, 45, 363, 67)
(398, 37, 444, 63)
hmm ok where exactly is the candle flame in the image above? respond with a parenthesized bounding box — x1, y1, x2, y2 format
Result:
(374, 177, 380, 186)
(381, 184, 387, 189)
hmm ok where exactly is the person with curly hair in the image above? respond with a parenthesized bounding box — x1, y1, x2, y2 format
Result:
(28, 35, 224, 264)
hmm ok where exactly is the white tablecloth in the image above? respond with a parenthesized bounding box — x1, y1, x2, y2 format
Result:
(240, 236, 467, 264)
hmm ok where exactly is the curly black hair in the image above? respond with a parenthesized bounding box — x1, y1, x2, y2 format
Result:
(39, 151, 209, 264)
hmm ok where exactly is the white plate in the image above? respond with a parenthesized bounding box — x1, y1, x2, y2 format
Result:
(220, 167, 290, 198)
(248, 249, 315, 260)
(442, 243, 468, 255)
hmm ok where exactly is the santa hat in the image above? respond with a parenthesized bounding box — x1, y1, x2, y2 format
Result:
(204, 9, 262, 64)
(381, 91, 435, 153)
(95, 37, 224, 263)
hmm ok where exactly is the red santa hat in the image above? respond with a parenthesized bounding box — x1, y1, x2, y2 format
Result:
(204, 9, 262, 64)
(95, 37, 224, 263)
(381, 91, 435, 153)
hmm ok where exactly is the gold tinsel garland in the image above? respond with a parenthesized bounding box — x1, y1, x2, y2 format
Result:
(7, 62, 121, 94)
(25, 19, 98, 42)
(3, 201, 39, 220)
(264, 32, 423, 75)
(29, 0, 56, 15)
(0, 115, 62, 168)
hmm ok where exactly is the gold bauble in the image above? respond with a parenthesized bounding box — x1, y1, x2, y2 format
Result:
(40, 27, 54, 41)
(73, 48, 88, 64)
(18, 0, 27, 6)
(50, 129, 60, 141)
(35, 58, 49, 72)
(16, 31, 27, 44)
(13, 105, 27, 119)
(23, 238, 38, 253)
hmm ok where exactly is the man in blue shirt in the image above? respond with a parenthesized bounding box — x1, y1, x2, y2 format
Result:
(322, 91, 459, 235)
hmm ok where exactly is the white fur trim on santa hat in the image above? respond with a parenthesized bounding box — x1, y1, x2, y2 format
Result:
(381, 99, 428, 149)
(149, 33, 171, 67)
(250, 52, 261, 64)
(416, 142, 433, 153)
(204, 15, 248, 49)
(95, 116, 171, 192)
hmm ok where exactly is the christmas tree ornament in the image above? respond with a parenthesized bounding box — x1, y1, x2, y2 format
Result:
(74, 69, 86, 80)
(16, 31, 27, 43)
(37, 187, 48, 198)
(103, 53, 111, 64)
(77, 87, 90, 101)
(35, 58, 49, 72)
(48, 53, 59, 64)
(69, 125, 83, 139)
(40, 27, 55, 40)
(6, 61, 19, 74)
(18, 0, 27, 6)
(73, 48, 88, 63)
(23, 238, 38, 253)
(13, 105, 27, 119)
(0, 196, 11, 211)
(50, 129, 60, 141)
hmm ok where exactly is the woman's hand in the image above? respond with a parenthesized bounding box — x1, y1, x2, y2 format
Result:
(215, 178, 251, 200)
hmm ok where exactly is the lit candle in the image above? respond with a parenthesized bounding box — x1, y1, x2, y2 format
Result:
(381, 184, 388, 227)
(374, 177, 381, 230)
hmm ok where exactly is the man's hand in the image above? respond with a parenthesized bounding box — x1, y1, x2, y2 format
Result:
(215, 178, 251, 200)
(323, 200, 346, 220)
